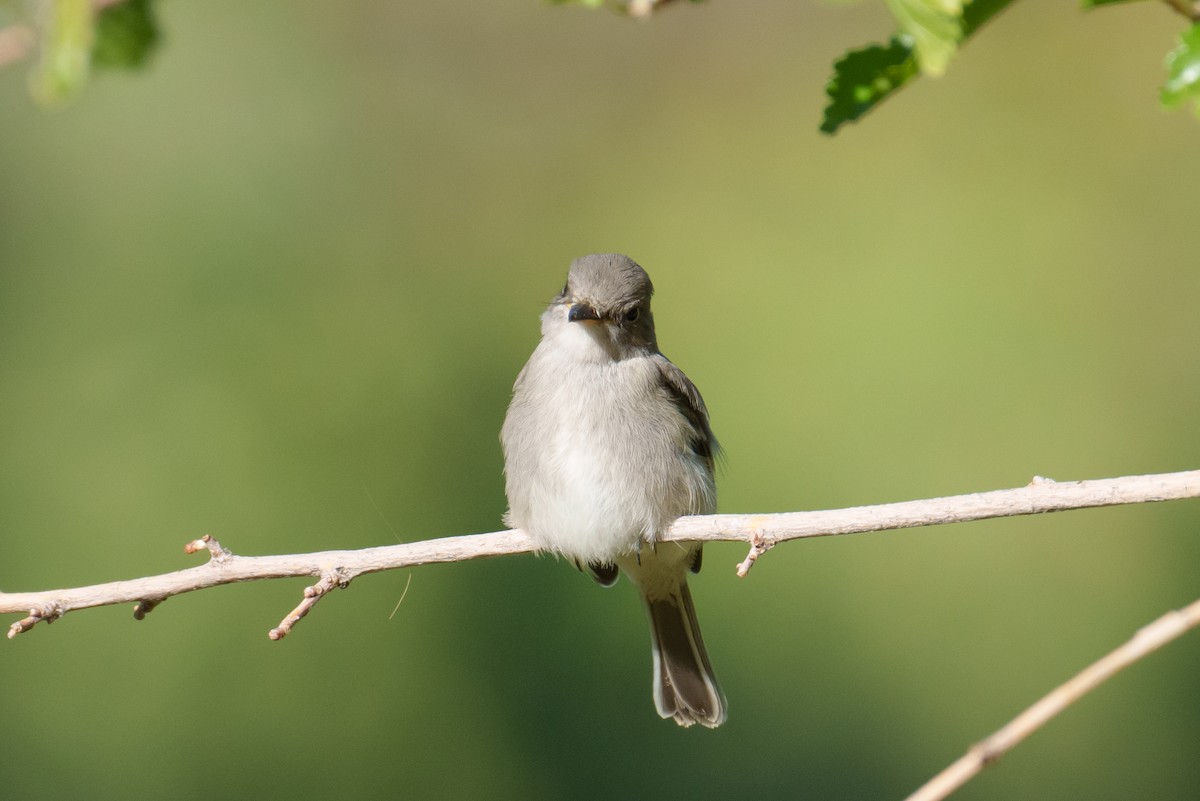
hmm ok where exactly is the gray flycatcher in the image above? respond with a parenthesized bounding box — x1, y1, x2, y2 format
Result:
(500, 253, 726, 728)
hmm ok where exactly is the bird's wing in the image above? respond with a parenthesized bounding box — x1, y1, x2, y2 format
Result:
(653, 355, 720, 475)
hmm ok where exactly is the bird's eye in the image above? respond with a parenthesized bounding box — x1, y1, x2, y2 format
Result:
(624, 307, 640, 323)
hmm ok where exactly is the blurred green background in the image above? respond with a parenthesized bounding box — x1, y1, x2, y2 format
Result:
(2, 1, 1198, 799)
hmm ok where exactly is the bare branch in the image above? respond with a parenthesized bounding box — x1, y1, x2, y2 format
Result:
(0, 469, 1197, 639)
(674, 471, 1200, 550)
(2, 529, 534, 638)
(905, 595, 1200, 801)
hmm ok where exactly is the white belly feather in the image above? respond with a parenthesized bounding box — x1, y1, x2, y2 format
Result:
(502, 326, 712, 564)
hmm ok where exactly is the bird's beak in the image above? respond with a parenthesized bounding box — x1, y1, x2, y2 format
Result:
(568, 303, 601, 323)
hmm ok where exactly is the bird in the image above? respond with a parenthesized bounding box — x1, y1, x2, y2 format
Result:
(500, 253, 726, 728)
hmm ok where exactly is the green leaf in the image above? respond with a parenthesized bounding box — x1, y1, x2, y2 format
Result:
(28, 0, 93, 105)
(821, 0, 1015, 135)
(962, 0, 1014, 35)
(92, 0, 159, 70)
(884, 0, 962, 76)
(1161, 23, 1200, 116)
(820, 35, 920, 134)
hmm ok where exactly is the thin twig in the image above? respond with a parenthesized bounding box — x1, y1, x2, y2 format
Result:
(0, 470, 1196, 639)
(184, 534, 232, 562)
(268, 572, 344, 641)
(1160, 0, 1200, 22)
(905, 596, 1200, 801)
(735, 528, 773, 577)
(7, 603, 63, 638)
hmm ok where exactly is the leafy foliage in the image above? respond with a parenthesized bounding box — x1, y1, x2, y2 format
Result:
(884, 0, 963, 76)
(92, 0, 158, 70)
(1161, 23, 1200, 116)
(819, 0, 1200, 134)
(820, 36, 919, 135)
(820, 0, 1013, 135)
(1, 0, 158, 105)
(2, 0, 1197, 131)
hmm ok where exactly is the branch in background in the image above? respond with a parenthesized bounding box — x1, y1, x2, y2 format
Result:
(1161, 0, 1200, 22)
(905, 595, 1200, 801)
(1, 470, 1196, 640)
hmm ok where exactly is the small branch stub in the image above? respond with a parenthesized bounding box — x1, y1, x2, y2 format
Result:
(269, 573, 343, 641)
(184, 534, 232, 563)
(736, 529, 773, 577)
(133, 598, 162, 620)
(7, 603, 63, 639)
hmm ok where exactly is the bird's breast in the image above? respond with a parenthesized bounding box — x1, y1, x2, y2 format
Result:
(503, 351, 708, 564)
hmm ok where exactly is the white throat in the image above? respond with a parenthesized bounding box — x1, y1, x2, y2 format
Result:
(549, 319, 619, 364)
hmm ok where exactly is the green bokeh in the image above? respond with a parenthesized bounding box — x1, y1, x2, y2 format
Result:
(1, 2, 1198, 800)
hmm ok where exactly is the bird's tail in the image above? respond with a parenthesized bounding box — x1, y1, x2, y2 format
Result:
(641, 578, 727, 728)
